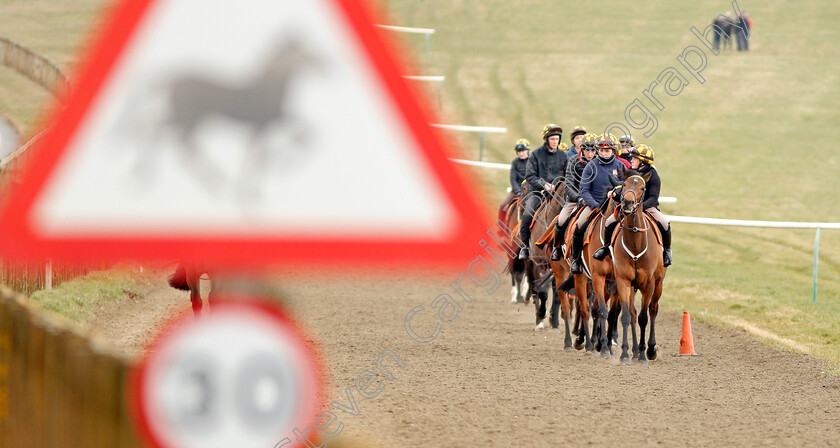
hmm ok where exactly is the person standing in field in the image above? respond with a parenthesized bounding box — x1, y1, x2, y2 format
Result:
(712, 14, 725, 52)
(736, 12, 751, 51)
(721, 12, 735, 51)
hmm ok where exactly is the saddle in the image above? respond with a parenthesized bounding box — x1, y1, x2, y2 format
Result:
(534, 215, 559, 248)
(609, 210, 663, 247)
(503, 196, 521, 225)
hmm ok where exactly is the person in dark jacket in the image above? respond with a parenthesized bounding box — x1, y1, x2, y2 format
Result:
(518, 124, 568, 260)
(566, 125, 587, 160)
(497, 138, 531, 224)
(592, 144, 672, 266)
(736, 12, 750, 51)
(721, 12, 735, 51)
(712, 14, 725, 52)
(549, 133, 597, 261)
(568, 133, 625, 273)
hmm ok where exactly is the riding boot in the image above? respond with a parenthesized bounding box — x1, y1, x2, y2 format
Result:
(569, 226, 587, 274)
(660, 223, 673, 266)
(550, 220, 569, 261)
(518, 221, 532, 260)
(592, 220, 618, 261)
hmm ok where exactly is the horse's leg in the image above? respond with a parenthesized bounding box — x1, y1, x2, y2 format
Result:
(534, 287, 547, 329)
(550, 277, 561, 330)
(607, 293, 620, 349)
(615, 279, 635, 364)
(520, 267, 530, 302)
(591, 274, 611, 359)
(558, 281, 573, 350)
(510, 262, 519, 303)
(647, 277, 664, 360)
(573, 275, 591, 352)
(524, 262, 535, 304)
(207, 275, 218, 312)
(629, 287, 640, 362)
(185, 269, 202, 318)
(637, 284, 651, 364)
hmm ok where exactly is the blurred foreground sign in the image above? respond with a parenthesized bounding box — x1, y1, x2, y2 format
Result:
(0, 0, 487, 268)
(132, 299, 322, 448)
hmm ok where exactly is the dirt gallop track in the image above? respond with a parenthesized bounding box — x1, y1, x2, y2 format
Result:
(91, 268, 840, 447)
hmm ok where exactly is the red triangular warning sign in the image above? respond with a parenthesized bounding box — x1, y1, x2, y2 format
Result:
(0, 0, 490, 269)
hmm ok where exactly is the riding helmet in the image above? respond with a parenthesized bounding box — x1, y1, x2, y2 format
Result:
(596, 133, 618, 164)
(542, 124, 563, 141)
(570, 125, 587, 142)
(629, 144, 655, 165)
(514, 138, 531, 152)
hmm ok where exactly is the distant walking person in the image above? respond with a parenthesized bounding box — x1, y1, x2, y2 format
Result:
(712, 14, 725, 52)
(719, 12, 735, 51)
(736, 12, 751, 51)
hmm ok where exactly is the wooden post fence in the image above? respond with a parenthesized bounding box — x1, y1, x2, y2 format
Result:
(0, 287, 143, 447)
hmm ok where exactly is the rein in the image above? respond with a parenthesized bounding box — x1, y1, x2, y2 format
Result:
(613, 189, 649, 279)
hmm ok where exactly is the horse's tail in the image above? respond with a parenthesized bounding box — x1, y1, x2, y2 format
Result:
(168, 263, 190, 291)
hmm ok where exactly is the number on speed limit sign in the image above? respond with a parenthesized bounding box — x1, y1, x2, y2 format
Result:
(131, 298, 323, 448)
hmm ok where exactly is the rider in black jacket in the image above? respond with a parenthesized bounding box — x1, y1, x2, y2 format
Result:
(518, 124, 568, 260)
(498, 139, 530, 224)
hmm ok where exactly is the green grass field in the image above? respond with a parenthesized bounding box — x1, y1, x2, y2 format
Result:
(1, 0, 839, 369)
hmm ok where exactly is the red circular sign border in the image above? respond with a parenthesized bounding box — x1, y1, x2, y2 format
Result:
(129, 297, 326, 448)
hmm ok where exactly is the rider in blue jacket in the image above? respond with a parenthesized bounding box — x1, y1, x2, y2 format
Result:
(569, 134, 625, 274)
(592, 144, 672, 266)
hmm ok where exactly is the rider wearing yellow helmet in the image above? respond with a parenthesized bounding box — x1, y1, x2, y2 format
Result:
(498, 138, 531, 224)
(592, 144, 672, 266)
(518, 124, 568, 260)
(549, 132, 597, 261)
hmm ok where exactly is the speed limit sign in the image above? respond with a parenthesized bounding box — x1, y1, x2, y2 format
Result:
(131, 298, 323, 448)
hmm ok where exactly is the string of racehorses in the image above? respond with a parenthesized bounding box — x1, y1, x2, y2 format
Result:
(500, 172, 666, 365)
(168, 169, 666, 366)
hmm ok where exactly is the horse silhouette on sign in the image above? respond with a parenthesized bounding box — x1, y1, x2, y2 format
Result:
(128, 38, 325, 201)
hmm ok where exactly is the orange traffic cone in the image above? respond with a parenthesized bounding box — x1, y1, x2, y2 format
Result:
(674, 311, 702, 357)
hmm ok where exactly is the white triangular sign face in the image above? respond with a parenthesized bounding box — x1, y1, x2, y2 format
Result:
(39, 0, 449, 237)
(0, 0, 489, 267)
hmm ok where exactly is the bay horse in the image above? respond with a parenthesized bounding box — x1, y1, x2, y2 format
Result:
(522, 178, 569, 332)
(168, 262, 219, 317)
(611, 173, 667, 364)
(562, 197, 621, 357)
(500, 195, 529, 303)
(536, 218, 576, 350)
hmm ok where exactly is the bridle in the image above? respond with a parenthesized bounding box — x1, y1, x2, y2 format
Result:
(614, 176, 649, 266)
(620, 176, 646, 224)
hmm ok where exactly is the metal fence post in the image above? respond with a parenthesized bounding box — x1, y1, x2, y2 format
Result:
(813, 227, 821, 303)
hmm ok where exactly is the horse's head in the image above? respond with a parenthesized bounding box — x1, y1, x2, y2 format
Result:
(620, 174, 646, 215)
(265, 37, 327, 77)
